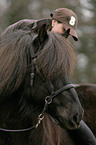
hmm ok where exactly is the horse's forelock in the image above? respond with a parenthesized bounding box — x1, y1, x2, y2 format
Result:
(37, 32, 77, 80)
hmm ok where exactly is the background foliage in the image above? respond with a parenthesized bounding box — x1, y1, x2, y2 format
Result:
(0, 0, 96, 84)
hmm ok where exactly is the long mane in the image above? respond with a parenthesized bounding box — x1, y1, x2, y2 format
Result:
(0, 30, 76, 96)
(0, 30, 32, 96)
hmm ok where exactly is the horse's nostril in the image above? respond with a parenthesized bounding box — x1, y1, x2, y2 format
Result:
(73, 113, 80, 124)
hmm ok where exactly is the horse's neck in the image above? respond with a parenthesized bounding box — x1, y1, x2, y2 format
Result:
(31, 114, 76, 145)
(0, 105, 76, 145)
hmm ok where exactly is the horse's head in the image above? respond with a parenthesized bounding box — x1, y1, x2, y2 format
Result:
(30, 24, 84, 130)
(0, 24, 83, 131)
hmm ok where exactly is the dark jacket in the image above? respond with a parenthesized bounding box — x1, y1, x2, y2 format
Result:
(1, 18, 52, 36)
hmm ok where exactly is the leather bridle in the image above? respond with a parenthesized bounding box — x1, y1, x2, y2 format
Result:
(0, 43, 75, 132)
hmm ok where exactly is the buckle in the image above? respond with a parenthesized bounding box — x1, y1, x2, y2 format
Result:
(45, 96, 52, 104)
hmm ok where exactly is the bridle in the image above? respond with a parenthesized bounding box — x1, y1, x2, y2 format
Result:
(0, 82, 74, 132)
(0, 39, 75, 132)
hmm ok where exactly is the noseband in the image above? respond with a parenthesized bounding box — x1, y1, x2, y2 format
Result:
(0, 44, 75, 132)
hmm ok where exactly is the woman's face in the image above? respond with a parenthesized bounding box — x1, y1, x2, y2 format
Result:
(51, 20, 65, 34)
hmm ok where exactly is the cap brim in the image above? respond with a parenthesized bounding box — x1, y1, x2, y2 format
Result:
(70, 28, 78, 41)
(63, 24, 78, 41)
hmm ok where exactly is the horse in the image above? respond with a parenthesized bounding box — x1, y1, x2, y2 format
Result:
(75, 83, 96, 136)
(0, 22, 84, 145)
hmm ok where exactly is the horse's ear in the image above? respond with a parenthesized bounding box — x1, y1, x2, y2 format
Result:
(38, 24, 48, 45)
(62, 29, 70, 38)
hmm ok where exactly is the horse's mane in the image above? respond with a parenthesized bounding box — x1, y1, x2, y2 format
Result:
(0, 29, 76, 96)
(0, 30, 32, 96)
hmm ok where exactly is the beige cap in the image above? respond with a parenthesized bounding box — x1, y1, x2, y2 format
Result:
(51, 8, 78, 41)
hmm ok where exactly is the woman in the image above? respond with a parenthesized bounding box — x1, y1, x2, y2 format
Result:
(50, 8, 96, 145)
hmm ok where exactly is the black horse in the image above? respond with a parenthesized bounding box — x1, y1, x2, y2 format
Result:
(0, 22, 83, 145)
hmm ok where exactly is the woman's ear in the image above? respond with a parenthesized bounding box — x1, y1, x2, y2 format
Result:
(52, 19, 56, 27)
